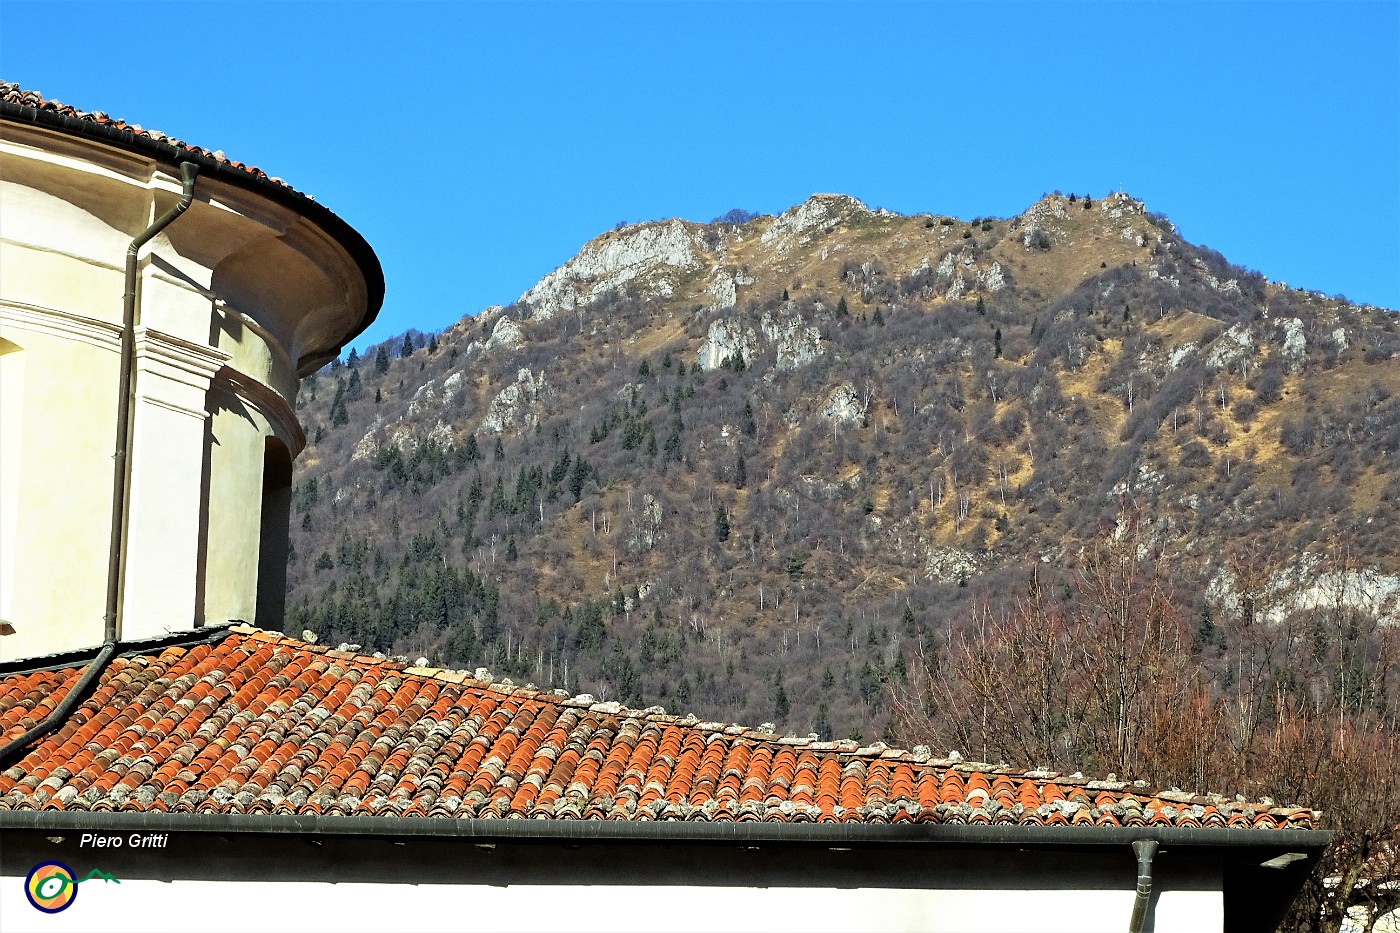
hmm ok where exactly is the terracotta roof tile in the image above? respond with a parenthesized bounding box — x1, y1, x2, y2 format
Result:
(1, 82, 292, 191)
(0, 630, 1321, 830)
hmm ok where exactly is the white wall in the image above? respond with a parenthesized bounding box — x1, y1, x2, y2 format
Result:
(0, 877, 1220, 933)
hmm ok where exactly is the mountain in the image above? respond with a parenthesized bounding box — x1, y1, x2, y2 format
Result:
(284, 191, 1400, 743)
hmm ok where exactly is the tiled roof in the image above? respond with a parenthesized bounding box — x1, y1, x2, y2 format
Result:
(1, 82, 291, 191)
(0, 628, 1319, 830)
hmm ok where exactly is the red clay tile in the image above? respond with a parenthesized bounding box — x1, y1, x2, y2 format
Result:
(0, 630, 1319, 832)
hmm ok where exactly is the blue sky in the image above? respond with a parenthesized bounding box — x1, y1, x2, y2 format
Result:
(5, 1, 1397, 351)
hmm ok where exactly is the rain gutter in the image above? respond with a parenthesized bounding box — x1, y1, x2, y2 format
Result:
(0, 810, 1332, 853)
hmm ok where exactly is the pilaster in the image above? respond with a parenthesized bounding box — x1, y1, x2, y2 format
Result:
(120, 328, 230, 640)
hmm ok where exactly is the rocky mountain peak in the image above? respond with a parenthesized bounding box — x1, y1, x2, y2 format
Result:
(518, 218, 709, 321)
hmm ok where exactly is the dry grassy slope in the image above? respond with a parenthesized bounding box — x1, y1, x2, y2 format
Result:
(288, 191, 1400, 688)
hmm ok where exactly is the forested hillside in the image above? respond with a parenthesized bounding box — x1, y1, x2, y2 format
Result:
(283, 191, 1400, 749)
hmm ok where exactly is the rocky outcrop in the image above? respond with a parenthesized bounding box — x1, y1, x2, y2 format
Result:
(1280, 318, 1307, 372)
(1206, 324, 1255, 372)
(705, 268, 754, 311)
(627, 494, 665, 552)
(697, 318, 758, 370)
(924, 546, 990, 584)
(1209, 558, 1400, 626)
(1097, 192, 1147, 219)
(819, 383, 865, 425)
(1018, 194, 1070, 227)
(480, 367, 549, 434)
(760, 194, 869, 255)
(762, 309, 824, 371)
(697, 308, 826, 372)
(936, 248, 1006, 298)
(518, 220, 704, 320)
(484, 315, 525, 353)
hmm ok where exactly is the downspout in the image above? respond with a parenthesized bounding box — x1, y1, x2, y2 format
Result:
(0, 642, 117, 766)
(103, 162, 200, 643)
(1128, 838, 1158, 933)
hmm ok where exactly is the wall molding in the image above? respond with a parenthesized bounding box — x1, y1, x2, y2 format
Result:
(133, 325, 230, 386)
(0, 300, 121, 352)
(215, 365, 307, 456)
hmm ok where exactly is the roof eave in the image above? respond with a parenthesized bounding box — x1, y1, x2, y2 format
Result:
(0, 99, 384, 367)
(0, 809, 1332, 852)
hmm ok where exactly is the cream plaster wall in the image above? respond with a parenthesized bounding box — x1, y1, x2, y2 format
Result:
(0, 337, 26, 625)
(202, 387, 273, 626)
(0, 318, 119, 654)
(0, 120, 367, 660)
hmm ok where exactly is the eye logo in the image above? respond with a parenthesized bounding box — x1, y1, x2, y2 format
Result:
(24, 862, 120, 913)
(25, 861, 77, 913)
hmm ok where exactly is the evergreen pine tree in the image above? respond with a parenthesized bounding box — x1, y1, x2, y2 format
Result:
(814, 702, 833, 741)
(714, 504, 730, 542)
(329, 380, 348, 427)
(374, 345, 391, 375)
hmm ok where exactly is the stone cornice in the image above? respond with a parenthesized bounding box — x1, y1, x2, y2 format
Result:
(214, 365, 307, 457)
(133, 326, 230, 388)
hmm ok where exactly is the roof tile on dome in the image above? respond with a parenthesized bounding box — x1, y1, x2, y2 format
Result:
(0, 628, 1321, 830)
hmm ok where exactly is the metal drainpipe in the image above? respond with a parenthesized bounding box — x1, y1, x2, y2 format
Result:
(0, 642, 117, 766)
(1128, 838, 1159, 933)
(103, 162, 200, 643)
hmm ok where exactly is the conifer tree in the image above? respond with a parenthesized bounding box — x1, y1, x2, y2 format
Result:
(329, 380, 348, 427)
(714, 504, 730, 542)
